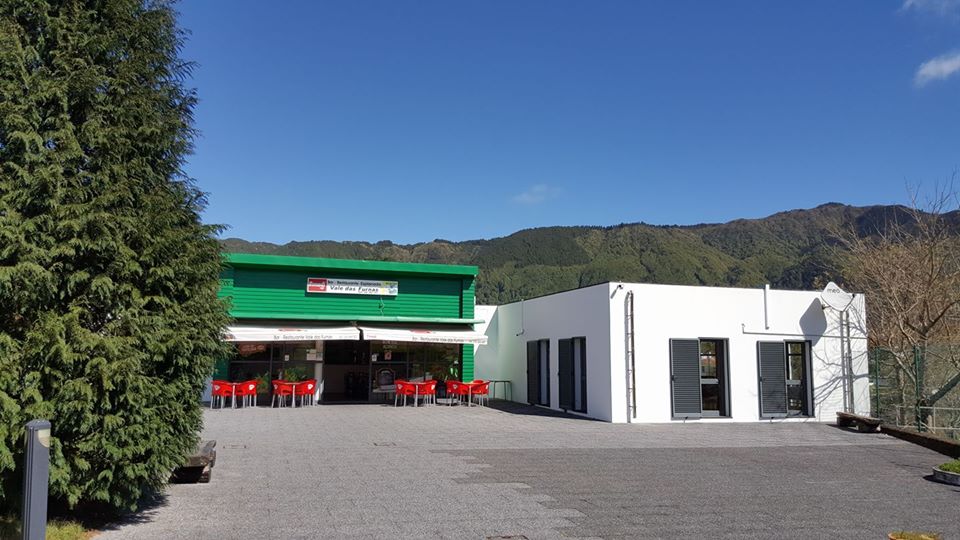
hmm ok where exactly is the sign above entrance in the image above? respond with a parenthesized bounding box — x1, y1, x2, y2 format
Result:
(306, 277, 398, 296)
(359, 325, 488, 345)
(223, 325, 361, 342)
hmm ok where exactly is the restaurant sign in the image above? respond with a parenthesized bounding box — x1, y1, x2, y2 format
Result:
(307, 277, 399, 296)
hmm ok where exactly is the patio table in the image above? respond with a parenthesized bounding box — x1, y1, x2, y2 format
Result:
(287, 381, 302, 408)
(411, 381, 433, 407)
(227, 382, 240, 409)
(489, 379, 512, 401)
(462, 381, 483, 406)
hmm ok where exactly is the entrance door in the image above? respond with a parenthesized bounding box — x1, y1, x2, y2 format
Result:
(785, 341, 811, 416)
(526, 339, 549, 406)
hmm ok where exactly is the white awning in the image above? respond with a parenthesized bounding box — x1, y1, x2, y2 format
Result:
(359, 325, 488, 345)
(223, 324, 361, 342)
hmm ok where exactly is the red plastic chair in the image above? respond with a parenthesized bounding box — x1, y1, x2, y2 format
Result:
(471, 381, 490, 407)
(445, 381, 461, 405)
(296, 379, 317, 406)
(211, 380, 235, 410)
(272, 380, 295, 408)
(235, 380, 258, 408)
(455, 381, 473, 405)
(445, 381, 471, 405)
(419, 380, 437, 406)
(394, 381, 415, 407)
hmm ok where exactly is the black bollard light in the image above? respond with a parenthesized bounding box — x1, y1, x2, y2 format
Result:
(21, 419, 50, 540)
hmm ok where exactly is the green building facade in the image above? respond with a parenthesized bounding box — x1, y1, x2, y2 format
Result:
(216, 253, 482, 398)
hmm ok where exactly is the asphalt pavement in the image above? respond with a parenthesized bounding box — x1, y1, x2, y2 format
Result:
(96, 402, 959, 539)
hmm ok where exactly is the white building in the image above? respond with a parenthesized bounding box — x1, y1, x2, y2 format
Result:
(474, 282, 869, 423)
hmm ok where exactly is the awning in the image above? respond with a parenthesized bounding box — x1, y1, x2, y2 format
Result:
(359, 325, 488, 345)
(223, 324, 361, 342)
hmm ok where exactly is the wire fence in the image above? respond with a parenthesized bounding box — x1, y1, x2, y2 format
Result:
(893, 406, 960, 439)
(871, 345, 960, 440)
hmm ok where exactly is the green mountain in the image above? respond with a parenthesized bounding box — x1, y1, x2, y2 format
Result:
(219, 203, 924, 304)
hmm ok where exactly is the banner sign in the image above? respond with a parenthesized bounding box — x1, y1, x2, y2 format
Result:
(307, 277, 398, 296)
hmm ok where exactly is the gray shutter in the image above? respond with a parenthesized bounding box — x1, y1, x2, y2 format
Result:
(670, 339, 702, 418)
(758, 341, 788, 418)
(526, 340, 540, 405)
(579, 338, 587, 413)
(558, 339, 573, 410)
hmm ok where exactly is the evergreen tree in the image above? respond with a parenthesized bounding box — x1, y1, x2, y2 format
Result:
(0, 0, 229, 511)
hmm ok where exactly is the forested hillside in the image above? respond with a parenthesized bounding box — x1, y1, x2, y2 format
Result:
(221, 203, 941, 304)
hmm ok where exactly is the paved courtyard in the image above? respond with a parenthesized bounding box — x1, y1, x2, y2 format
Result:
(99, 402, 959, 539)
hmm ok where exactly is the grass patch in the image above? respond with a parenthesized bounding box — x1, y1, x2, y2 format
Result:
(0, 515, 93, 540)
(888, 533, 942, 540)
(938, 459, 960, 474)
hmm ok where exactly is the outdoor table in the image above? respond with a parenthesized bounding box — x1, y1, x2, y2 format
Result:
(489, 380, 512, 401)
(462, 381, 483, 406)
(227, 382, 240, 408)
(287, 381, 302, 408)
(411, 381, 432, 407)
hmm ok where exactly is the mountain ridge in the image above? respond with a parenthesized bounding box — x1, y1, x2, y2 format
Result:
(220, 203, 934, 304)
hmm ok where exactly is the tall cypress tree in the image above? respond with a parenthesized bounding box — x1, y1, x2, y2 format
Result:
(0, 0, 229, 511)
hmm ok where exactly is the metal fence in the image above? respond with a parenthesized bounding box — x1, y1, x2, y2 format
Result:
(870, 345, 960, 440)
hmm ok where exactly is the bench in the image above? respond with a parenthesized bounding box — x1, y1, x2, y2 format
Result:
(836, 412, 882, 433)
(170, 440, 216, 483)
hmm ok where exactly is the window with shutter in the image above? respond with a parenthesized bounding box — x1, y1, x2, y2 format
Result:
(526, 340, 539, 405)
(558, 339, 573, 411)
(758, 341, 788, 418)
(671, 339, 702, 418)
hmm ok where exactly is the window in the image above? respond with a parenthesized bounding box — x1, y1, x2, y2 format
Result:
(559, 337, 587, 413)
(757, 341, 812, 418)
(526, 339, 550, 406)
(670, 338, 730, 418)
(698, 340, 727, 416)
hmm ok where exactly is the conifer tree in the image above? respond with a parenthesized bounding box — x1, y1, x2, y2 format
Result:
(0, 0, 229, 511)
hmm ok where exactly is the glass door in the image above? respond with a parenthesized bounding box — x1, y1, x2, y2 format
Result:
(785, 341, 810, 415)
(699, 340, 726, 416)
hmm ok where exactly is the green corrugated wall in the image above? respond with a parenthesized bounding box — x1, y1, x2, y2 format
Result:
(222, 267, 467, 321)
(460, 278, 476, 380)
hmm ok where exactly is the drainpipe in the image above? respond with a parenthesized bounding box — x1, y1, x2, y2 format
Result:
(516, 298, 525, 337)
(763, 284, 770, 330)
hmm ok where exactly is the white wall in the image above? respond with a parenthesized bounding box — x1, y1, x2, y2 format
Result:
(485, 284, 615, 421)
(478, 282, 869, 424)
(472, 304, 499, 382)
(608, 283, 869, 423)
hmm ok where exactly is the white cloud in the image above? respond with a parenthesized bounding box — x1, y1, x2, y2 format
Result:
(511, 184, 561, 205)
(902, 0, 960, 16)
(914, 50, 960, 86)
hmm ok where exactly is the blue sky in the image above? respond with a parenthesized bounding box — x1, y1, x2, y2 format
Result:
(178, 1, 960, 244)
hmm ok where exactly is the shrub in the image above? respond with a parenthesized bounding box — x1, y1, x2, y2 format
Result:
(0, 0, 229, 511)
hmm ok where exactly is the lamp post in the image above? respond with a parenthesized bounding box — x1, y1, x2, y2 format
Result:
(21, 419, 50, 540)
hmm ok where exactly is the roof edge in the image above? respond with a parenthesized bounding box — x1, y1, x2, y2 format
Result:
(223, 252, 478, 277)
